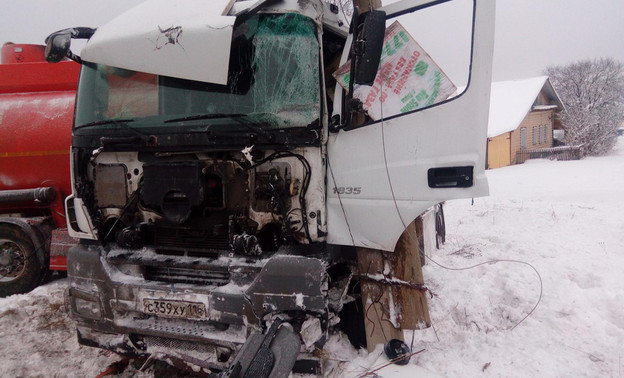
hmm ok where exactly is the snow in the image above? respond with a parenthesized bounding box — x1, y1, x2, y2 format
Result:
(0, 281, 147, 377)
(453, 76, 559, 138)
(487, 76, 549, 138)
(2, 139, 624, 376)
(361, 137, 624, 377)
(301, 317, 323, 349)
(294, 292, 306, 310)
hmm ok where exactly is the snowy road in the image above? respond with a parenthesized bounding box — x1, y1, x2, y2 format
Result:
(1, 139, 623, 377)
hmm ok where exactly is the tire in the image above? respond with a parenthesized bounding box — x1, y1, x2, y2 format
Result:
(0, 225, 46, 297)
(435, 204, 446, 249)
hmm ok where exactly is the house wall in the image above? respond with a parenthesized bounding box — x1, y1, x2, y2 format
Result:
(487, 132, 511, 169)
(510, 109, 553, 164)
(535, 91, 552, 106)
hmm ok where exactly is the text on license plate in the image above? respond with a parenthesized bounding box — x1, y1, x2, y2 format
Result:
(142, 299, 206, 319)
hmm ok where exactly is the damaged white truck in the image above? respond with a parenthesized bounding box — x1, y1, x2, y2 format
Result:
(45, 0, 494, 376)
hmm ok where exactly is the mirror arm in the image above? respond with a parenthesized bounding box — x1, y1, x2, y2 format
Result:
(44, 27, 96, 64)
(66, 50, 83, 64)
(330, 6, 361, 132)
(44, 27, 96, 44)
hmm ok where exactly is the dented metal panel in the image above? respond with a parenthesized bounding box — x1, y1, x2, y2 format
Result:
(80, 0, 327, 86)
(80, 0, 236, 84)
(327, 0, 495, 251)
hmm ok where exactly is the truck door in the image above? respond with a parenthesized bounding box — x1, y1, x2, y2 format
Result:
(326, 0, 495, 251)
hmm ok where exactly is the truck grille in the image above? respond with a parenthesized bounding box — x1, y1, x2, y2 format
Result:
(144, 335, 218, 362)
(145, 266, 230, 286)
(154, 227, 230, 253)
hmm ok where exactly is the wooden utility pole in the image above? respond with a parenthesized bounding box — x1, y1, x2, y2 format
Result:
(357, 247, 404, 348)
(356, 220, 431, 352)
(354, 0, 381, 14)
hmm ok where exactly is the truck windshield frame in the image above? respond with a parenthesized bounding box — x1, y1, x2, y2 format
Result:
(74, 13, 321, 134)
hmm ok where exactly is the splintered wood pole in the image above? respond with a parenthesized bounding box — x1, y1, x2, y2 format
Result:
(390, 219, 431, 329)
(354, 0, 382, 14)
(357, 219, 431, 352)
(357, 248, 404, 349)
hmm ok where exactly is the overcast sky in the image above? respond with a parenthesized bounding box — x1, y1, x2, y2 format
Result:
(1, 0, 623, 81)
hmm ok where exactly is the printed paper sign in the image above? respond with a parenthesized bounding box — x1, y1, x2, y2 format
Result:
(333, 21, 456, 120)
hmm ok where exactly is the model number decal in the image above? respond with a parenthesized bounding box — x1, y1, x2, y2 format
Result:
(333, 187, 361, 195)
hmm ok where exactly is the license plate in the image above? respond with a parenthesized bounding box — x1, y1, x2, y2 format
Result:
(142, 299, 207, 319)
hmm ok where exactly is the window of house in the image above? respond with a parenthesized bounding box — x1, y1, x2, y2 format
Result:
(521, 127, 527, 149)
(539, 125, 543, 144)
(532, 126, 537, 145)
(544, 125, 549, 143)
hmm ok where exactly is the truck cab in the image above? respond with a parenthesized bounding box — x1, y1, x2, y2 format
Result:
(51, 0, 494, 375)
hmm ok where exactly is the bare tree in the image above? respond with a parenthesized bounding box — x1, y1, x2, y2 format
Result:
(545, 58, 624, 157)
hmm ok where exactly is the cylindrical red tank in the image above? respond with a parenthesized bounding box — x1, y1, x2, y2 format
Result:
(0, 43, 80, 226)
(0, 90, 75, 196)
(1, 42, 45, 64)
(1, 43, 80, 94)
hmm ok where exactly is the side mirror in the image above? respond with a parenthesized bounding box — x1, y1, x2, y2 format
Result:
(354, 10, 386, 85)
(44, 33, 71, 63)
(330, 9, 386, 132)
(44, 27, 96, 64)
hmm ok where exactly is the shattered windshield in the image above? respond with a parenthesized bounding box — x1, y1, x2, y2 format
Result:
(75, 13, 321, 130)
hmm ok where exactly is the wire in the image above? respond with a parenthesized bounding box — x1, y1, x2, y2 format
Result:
(369, 287, 388, 342)
(378, 79, 409, 230)
(102, 189, 139, 242)
(285, 208, 305, 233)
(248, 151, 313, 243)
(339, 0, 352, 29)
(425, 255, 543, 331)
(355, 349, 426, 378)
(326, 158, 356, 246)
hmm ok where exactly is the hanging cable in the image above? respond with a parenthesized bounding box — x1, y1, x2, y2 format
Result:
(326, 157, 356, 246)
(426, 255, 543, 331)
(377, 74, 409, 230)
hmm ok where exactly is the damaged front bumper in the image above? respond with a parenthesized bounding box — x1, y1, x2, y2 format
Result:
(66, 243, 328, 375)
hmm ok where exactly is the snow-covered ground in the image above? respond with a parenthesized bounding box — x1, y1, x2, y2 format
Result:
(413, 140, 624, 377)
(1, 139, 623, 377)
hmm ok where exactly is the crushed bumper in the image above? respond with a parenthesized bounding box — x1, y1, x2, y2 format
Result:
(66, 243, 327, 373)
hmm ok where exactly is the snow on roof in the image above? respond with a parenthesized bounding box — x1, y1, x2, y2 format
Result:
(487, 76, 549, 138)
(532, 105, 558, 111)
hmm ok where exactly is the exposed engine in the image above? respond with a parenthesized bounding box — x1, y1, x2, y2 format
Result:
(82, 149, 319, 263)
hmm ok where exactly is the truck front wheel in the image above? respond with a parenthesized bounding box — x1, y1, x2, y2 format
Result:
(0, 226, 45, 297)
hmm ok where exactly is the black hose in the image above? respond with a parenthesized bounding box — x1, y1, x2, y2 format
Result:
(0, 187, 56, 204)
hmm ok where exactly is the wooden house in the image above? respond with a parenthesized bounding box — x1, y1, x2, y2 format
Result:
(486, 76, 564, 169)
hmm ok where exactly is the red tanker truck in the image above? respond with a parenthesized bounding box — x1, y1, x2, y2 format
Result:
(0, 42, 80, 296)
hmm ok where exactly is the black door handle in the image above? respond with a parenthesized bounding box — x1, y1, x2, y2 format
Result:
(428, 166, 473, 188)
